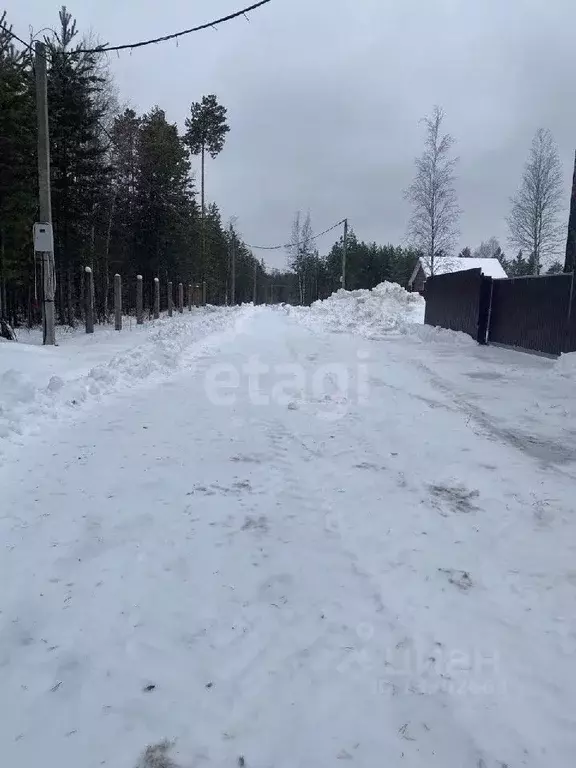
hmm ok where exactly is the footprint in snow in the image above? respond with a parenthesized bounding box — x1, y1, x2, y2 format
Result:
(438, 568, 473, 591)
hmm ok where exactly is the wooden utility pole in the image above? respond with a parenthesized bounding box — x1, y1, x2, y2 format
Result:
(201, 143, 206, 293)
(136, 274, 143, 324)
(230, 229, 236, 305)
(114, 273, 122, 330)
(153, 277, 160, 319)
(341, 218, 348, 291)
(168, 281, 173, 317)
(35, 42, 56, 345)
(85, 266, 94, 334)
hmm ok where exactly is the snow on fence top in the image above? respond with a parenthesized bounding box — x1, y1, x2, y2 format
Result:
(420, 257, 508, 280)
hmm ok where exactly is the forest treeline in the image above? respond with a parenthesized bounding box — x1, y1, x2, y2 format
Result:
(2, 7, 563, 330)
(0, 8, 268, 325)
(0, 7, 424, 326)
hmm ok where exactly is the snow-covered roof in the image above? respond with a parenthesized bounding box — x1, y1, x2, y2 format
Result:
(421, 257, 508, 279)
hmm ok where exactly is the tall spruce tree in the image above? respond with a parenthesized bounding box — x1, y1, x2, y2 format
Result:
(134, 107, 197, 286)
(0, 12, 36, 327)
(46, 6, 111, 324)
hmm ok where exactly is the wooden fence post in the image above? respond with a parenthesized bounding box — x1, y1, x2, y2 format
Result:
(153, 277, 160, 319)
(178, 282, 184, 313)
(85, 266, 94, 334)
(168, 281, 173, 317)
(136, 274, 143, 325)
(188, 283, 192, 311)
(114, 273, 122, 331)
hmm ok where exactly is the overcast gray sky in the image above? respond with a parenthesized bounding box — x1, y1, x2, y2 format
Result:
(10, 0, 576, 267)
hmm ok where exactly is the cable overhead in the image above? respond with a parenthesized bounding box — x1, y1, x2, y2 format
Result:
(0, 22, 37, 55)
(72, 0, 272, 54)
(2, 1, 271, 58)
(247, 219, 347, 251)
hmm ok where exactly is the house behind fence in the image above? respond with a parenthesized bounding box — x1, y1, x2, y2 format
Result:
(409, 256, 507, 293)
(424, 269, 576, 356)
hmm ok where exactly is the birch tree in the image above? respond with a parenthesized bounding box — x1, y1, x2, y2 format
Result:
(288, 211, 314, 305)
(507, 128, 564, 275)
(405, 106, 460, 275)
(473, 237, 501, 259)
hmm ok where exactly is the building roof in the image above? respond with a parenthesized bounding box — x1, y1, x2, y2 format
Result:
(409, 257, 508, 287)
(424, 257, 507, 279)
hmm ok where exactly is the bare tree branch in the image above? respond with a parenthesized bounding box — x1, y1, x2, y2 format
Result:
(404, 106, 460, 275)
(507, 128, 564, 275)
(473, 236, 501, 259)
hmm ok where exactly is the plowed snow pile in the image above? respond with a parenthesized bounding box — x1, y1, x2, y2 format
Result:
(0, 306, 250, 459)
(290, 281, 425, 338)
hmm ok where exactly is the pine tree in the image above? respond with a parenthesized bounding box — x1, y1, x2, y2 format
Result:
(184, 95, 229, 283)
(502, 250, 532, 277)
(47, 6, 111, 324)
(546, 261, 564, 275)
(203, 203, 229, 303)
(134, 108, 197, 287)
(0, 12, 246, 321)
(0, 12, 36, 326)
(105, 109, 141, 315)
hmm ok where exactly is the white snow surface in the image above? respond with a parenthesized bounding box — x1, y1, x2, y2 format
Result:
(289, 281, 426, 338)
(1, 299, 576, 768)
(0, 308, 245, 461)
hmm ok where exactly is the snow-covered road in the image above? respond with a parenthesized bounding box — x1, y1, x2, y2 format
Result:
(1, 306, 575, 767)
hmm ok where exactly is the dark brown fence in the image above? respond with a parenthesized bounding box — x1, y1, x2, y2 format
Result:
(425, 269, 576, 356)
(489, 274, 574, 356)
(424, 269, 487, 342)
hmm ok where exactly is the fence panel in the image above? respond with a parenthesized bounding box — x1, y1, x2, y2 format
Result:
(489, 274, 572, 356)
(424, 268, 485, 341)
(566, 276, 576, 353)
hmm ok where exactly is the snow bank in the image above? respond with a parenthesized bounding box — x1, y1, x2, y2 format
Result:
(290, 281, 425, 339)
(555, 351, 576, 376)
(0, 307, 249, 456)
(403, 322, 474, 346)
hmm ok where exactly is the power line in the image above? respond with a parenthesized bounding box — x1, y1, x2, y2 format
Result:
(1, 1, 271, 58)
(246, 219, 347, 251)
(73, 0, 272, 54)
(0, 22, 36, 55)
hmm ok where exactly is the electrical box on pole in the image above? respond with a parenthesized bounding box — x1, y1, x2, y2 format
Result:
(33, 222, 54, 254)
